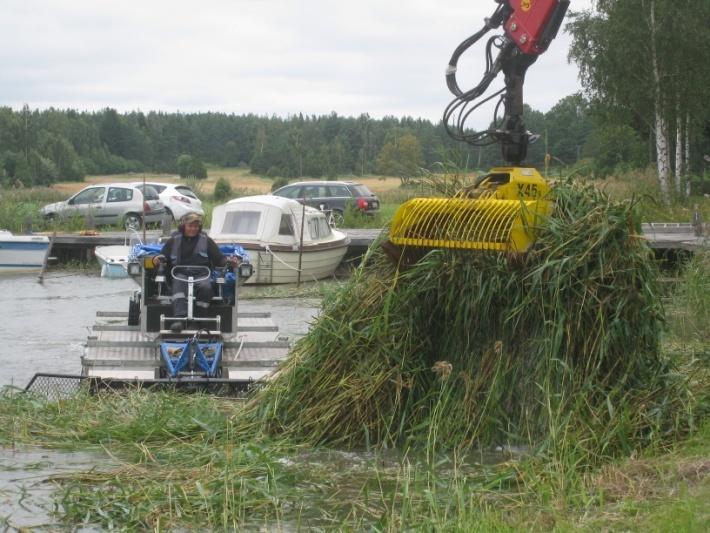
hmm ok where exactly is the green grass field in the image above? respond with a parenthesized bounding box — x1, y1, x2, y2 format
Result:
(1, 165, 707, 235)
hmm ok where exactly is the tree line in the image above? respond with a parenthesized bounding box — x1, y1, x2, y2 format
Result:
(0, 98, 647, 186)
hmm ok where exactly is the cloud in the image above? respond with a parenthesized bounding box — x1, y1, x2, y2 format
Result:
(0, 0, 593, 123)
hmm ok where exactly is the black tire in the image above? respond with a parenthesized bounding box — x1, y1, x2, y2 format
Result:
(127, 298, 140, 326)
(124, 213, 142, 230)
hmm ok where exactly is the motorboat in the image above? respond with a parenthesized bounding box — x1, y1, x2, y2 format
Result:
(94, 244, 132, 278)
(209, 195, 350, 284)
(94, 231, 152, 278)
(0, 230, 51, 273)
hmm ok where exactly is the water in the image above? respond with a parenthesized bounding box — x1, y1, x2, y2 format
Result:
(0, 270, 322, 528)
(0, 273, 136, 389)
(0, 446, 108, 530)
(0, 271, 321, 389)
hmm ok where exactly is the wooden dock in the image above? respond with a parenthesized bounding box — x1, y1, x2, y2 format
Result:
(44, 223, 706, 264)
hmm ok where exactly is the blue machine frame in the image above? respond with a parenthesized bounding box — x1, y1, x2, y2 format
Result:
(160, 337, 224, 378)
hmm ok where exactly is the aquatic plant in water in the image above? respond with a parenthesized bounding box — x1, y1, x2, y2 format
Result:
(244, 180, 688, 459)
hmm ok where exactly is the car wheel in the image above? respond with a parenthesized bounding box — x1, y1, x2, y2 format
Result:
(331, 210, 345, 227)
(164, 208, 175, 222)
(124, 213, 142, 230)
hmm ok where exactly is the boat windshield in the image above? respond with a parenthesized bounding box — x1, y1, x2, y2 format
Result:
(279, 214, 295, 236)
(308, 217, 332, 239)
(223, 210, 261, 235)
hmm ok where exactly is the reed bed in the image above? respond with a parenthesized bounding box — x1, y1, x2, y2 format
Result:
(1, 179, 706, 530)
(243, 180, 690, 459)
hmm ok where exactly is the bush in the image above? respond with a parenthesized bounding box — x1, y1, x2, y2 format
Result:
(688, 174, 710, 196)
(266, 166, 284, 179)
(213, 177, 232, 202)
(670, 250, 710, 342)
(177, 154, 208, 180)
(271, 177, 289, 192)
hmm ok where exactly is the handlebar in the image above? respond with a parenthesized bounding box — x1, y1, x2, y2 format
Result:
(170, 265, 212, 283)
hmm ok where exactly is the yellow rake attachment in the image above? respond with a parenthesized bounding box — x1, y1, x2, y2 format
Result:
(389, 167, 552, 253)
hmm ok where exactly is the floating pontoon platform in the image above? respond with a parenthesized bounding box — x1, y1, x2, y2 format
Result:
(83, 310, 290, 382)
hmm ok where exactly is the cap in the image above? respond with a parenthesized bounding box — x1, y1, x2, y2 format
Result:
(181, 212, 203, 225)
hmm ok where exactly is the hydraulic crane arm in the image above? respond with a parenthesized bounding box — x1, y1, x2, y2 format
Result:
(443, 0, 570, 165)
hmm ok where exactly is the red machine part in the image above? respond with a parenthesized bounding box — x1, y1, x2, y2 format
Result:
(503, 0, 568, 55)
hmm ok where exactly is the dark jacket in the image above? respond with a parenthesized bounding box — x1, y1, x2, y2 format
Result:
(159, 231, 227, 269)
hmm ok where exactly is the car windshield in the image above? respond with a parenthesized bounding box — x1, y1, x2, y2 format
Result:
(175, 186, 198, 199)
(350, 185, 373, 196)
(275, 186, 301, 199)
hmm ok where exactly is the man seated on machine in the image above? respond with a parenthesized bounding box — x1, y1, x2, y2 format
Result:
(152, 211, 239, 332)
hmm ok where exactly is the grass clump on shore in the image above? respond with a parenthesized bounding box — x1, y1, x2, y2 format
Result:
(243, 180, 695, 460)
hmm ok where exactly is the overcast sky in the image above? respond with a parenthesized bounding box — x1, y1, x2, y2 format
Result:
(1, 0, 593, 127)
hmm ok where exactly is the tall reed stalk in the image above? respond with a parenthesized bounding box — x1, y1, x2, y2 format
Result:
(242, 180, 689, 461)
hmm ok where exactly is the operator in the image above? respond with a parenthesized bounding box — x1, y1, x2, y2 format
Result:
(152, 212, 239, 331)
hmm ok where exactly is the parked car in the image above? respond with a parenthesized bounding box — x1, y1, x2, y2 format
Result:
(40, 183, 165, 229)
(271, 181, 380, 225)
(129, 182, 204, 222)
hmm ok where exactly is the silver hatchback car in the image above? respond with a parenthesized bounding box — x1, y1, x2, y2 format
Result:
(40, 183, 166, 229)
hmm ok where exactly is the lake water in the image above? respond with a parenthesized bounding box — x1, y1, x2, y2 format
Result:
(0, 270, 322, 528)
(0, 271, 321, 389)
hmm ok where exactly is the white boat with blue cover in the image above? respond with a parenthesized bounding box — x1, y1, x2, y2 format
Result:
(0, 230, 51, 273)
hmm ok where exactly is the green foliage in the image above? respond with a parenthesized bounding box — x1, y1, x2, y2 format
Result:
(1, 97, 704, 194)
(584, 122, 647, 177)
(244, 181, 693, 459)
(176, 154, 207, 180)
(567, 0, 710, 189)
(212, 177, 232, 202)
(271, 176, 289, 191)
(265, 165, 283, 178)
(687, 173, 710, 196)
(668, 250, 710, 342)
(0, 385, 706, 531)
(375, 133, 424, 183)
(544, 93, 593, 165)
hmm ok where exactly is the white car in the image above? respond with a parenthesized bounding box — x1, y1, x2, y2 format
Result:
(130, 182, 204, 222)
(40, 183, 165, 229)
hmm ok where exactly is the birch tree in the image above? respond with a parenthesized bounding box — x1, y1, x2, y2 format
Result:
(567, 0, 710, 204)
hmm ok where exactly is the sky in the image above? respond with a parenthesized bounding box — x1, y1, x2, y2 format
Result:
(1, 0, 594, 127)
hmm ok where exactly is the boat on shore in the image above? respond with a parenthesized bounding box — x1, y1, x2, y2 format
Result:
(0, 230, 51, 274)
(209, 195, 350, 284)
(94, 244, 132, 278)
(94, 231, 154, 278)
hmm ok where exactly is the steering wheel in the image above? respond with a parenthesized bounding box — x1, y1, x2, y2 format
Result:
(170, 265, 212, 283)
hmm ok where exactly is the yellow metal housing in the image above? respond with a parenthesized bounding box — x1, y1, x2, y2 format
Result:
(389, 167, 551, 253)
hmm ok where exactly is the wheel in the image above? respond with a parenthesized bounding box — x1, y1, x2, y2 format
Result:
(124, 213, 142, 230)
(127, 298, 140, 326)
(331, 210, 345, 228)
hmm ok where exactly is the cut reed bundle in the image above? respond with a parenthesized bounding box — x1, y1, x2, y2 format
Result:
(243, 181, 683, 456)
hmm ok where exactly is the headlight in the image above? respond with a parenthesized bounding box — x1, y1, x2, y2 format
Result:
(237, 263, 254, 280)
(127, 262, 142, 276)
